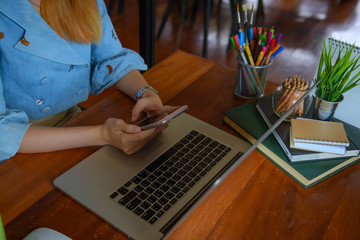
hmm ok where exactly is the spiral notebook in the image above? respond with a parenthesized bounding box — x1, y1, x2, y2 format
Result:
(290, 118, 349, 146)
(320, 38, 360, 129)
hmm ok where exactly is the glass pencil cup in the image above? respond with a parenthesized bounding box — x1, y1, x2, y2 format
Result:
(234, 56, 272, 99)
(272, 77, 312, 122)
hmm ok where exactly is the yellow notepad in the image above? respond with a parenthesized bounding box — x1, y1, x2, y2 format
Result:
(290, 118, 349, 147)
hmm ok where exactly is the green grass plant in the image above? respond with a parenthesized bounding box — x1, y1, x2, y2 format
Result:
(314, 39, 360, 102)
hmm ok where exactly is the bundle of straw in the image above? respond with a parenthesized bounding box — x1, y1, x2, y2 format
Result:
(275, 75, 309, 117)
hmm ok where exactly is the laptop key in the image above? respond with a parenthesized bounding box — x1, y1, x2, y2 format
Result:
(158, 197, 169, 205)
(172, 174, 182, 181)
(148, 196, 157, 203)
(124, 181, 132, 188)
(110, 192, 119, 199)
(134, 207, 145, 216)
(141, 209, 156, 221)
(160, 185, 170, 192)
(117, 187, 128, 195)
(188, 181, 195, 187)
(189, 130, 199, 136)
(170, 198, 177, 205)
(134, 185, 144, 193)
(176, 181, 186, 188)
(126, 198, 141, 210)
(131, 176, 142, 184)
(152, 203, 162, 211)
(138, 170, 149, 179)
(158, 176, 167, 183)
(194, 176, 201, 182)
(199, 171, 207, 177)
(182, 186, 190, 193)
(218, 144, 226, 150)
(145, 187, 155, 194)
(220, 152, 227, 157)
(182, 176, 192, 183)
(171, 186, 181, 194)
(151, 181, 161, 189)
(178, 169, 187, 176)
(138, 192, 148, 200)
(140, 180, 150, 187)
(164, 192, 174, 200)
(156, 210, 165, 217)
(209, 141, 219, 148)
(176, 192, 184, 199)
(149, 217, 158, 224)
(174, 142, 184, 150)
(147, 174, 157, 181)
(140, 201, 151, 209)
(154, 190, 164, 198)
(163, 204, 171, 211)
(166, 179, 176, 186)
(153, 169, 163, 177)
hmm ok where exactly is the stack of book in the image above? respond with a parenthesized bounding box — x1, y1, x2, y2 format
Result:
(223, 95, 360, 188)
(255, 95, 359, 162)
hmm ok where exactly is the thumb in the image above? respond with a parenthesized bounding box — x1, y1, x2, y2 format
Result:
(123, 123, 142, 134)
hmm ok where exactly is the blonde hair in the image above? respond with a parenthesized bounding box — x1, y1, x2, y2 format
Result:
(40, 0, 102, 43)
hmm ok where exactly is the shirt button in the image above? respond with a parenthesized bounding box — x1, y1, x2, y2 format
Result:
(35, 99, 44, 105)
(40, 77, 50, 85)
(41, 106, 51, 113)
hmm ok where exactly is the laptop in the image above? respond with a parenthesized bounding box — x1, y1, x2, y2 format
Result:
(54, 112, 251, 240)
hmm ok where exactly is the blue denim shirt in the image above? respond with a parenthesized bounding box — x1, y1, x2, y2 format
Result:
(0, 0, 148, 161)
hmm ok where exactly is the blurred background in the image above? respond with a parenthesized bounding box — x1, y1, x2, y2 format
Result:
(104, 0, 360, 85)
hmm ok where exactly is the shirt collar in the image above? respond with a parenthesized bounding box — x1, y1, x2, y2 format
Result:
(0, 0, 88, 65)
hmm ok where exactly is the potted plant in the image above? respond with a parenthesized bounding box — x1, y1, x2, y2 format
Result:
(313, 39, 360, 120)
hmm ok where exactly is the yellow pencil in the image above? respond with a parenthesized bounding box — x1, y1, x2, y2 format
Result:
(244, 44, 255, 66)
(255, 51, 264, 66)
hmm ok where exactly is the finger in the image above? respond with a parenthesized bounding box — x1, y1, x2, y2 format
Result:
(122, 123, 142, 133)
(131, 100, 150, 122)
(131, 103, 142, 122)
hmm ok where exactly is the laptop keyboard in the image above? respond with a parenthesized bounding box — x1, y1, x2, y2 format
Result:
(109, 130, 232, 225)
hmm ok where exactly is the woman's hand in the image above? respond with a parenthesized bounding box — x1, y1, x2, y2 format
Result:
(131, 89, 163, 122)
(100, 117, 165, 155)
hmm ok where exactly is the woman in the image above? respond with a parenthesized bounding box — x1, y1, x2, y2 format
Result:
(0, 0, 166, 161)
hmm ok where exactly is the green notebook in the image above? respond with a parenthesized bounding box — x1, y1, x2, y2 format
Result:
(223, 101, 360, 188)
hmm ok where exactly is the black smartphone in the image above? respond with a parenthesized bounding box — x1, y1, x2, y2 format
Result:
(136, 105, 188, 130)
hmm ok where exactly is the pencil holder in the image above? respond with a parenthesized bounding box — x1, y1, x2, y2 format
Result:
(234, 57, 272, 99)
(272, 76, 312, 121)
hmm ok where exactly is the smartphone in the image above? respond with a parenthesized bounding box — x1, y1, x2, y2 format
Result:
(136, 105, 188, 130)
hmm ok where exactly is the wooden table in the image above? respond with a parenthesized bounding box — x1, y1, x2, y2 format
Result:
(2, 51, 360, 240)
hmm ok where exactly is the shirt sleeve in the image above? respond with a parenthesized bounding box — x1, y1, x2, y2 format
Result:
(90, 0, 148, 95)
(0, 74, 31, 162)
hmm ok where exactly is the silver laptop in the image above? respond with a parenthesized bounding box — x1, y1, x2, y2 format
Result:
(54, 113, 250, 240)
